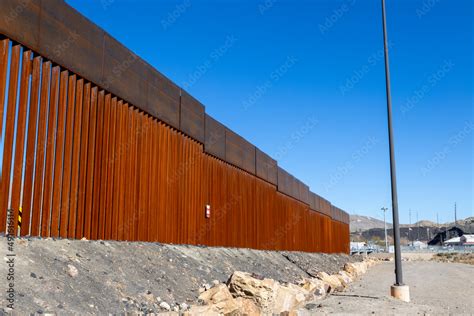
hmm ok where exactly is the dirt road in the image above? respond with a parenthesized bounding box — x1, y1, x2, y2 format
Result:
(314, 260, 474, 315)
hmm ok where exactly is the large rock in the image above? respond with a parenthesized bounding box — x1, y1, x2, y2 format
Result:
(336, 271, 353, 287)
(274, 284, 312, 313)
(197, 284, 240, 314)
(316, 272, 344, 293)
(234, 297, 261, 314)
(298, 278, 328, 297)
(186, 305, 220, 316)
(227, 271, 280, 313)
(227, 271, 314, 314)
(343, 262, 367, 278)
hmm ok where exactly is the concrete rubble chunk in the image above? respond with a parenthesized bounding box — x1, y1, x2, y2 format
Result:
(316, 272, 344, 293)
(343, 262, 367, 278)
(298, 278, 328, 297)
(227, 271, 315, 314)
(227, 271, 279, 313)
(336, 271, 352, 288)
(197, 284, 240, 314)
(274, 283, 313, 313)
(234, 297, 261, 315)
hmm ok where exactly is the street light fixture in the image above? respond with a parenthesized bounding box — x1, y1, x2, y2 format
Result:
(381, 0, 410, 302)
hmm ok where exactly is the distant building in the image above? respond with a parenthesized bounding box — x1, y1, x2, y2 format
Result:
(428, 227, 465, 246)
(460, 235, 474, 246)
(444, 237, 462, 246)
(412, 240, 427, 249)
(350, 242, 366, 250)
(443, 234, 474, 247)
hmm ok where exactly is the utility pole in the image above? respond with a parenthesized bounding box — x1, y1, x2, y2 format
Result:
(381, 207, 389, 252)
(454, 202, 457, 227)
(417, 210, 419, 241)
(409, 209, 412, 245)
(381, 0, 409, 301)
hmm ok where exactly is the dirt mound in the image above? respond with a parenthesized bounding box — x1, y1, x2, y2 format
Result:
(0, 237, 359, 314)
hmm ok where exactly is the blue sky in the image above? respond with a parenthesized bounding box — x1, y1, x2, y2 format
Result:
(65, 0, 473, 224)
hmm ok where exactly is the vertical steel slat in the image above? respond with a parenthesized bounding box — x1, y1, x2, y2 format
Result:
(50, 70, 69, 237)
(126, 108, 137, 241)
(10, 50, 32, 236)
(67, 78, 84, 239)
(144, 117, 152, 242)
(117, 104, 130, 240)
(111, 100, 123, 240)
(104, 97, 117, 240)
(30, 61, 51, 236)
(91, 90, 105, 239)
(137, 113, 146, 241)
(98, 94, 111, 240)
(59, 74, 77, 238)
(0, 44, 20, 233)
(75, 82, 91, 239)
(148, 120, 158, 242)
(156, 123, 165, 243)
(83, 86, 98, 239)
(20, 55, 42, 236)
(123, 107, 132, 241)
(128, 109, 141, 240)
(40, 66, 61, 236)
(0, 38, 9, 142)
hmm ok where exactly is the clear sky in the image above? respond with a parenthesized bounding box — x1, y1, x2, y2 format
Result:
(65, 0, 473, 224)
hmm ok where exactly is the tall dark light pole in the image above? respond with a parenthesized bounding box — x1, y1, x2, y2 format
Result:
(381, 0, 410, 301)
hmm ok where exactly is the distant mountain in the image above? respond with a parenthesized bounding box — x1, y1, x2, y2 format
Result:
(351, 215, 474, 244)
(350, 214, 474, 234)
(350, 215, 391, 233)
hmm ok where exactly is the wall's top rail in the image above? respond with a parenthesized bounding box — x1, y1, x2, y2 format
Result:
(0, 0, 350, 224)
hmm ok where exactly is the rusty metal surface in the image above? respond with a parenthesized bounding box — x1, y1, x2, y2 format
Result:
(225, 128, 256, 175)
(204, 114, 226, 160)
(0, 1, 344, 219)
(180, 91, 205, 143)
(255, 149, 277, 186)
(146, 67, 180, 129)
(0, 31, 351, 252)
(0, 0, 41, 50)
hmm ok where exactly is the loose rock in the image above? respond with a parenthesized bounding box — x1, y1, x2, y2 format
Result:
(67, 265, 78, 278)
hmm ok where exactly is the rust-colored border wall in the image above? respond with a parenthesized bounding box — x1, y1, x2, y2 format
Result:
(0, 0, 350, 253)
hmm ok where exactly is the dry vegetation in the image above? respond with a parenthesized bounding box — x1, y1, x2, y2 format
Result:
(432, 252, 474, 265)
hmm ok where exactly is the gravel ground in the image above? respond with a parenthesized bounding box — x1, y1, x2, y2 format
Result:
(0, 237, 359, 314)
(309, 260, 474, 315)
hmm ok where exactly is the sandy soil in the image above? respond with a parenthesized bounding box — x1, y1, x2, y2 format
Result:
(308, 261, 474, 315)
